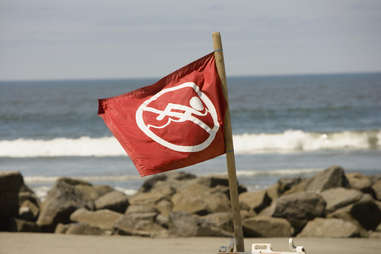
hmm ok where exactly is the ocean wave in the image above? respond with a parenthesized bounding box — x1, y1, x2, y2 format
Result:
(0, 130, 380, 157)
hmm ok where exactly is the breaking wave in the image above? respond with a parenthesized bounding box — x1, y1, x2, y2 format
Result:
(0, 130, 380, 157)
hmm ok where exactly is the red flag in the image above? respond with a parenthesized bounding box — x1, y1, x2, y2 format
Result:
(98, 52, 226, 176)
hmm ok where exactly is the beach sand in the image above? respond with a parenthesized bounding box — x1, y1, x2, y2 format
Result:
(1, 233, 380, 254)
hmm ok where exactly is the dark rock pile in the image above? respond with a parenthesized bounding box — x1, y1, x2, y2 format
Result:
(1, 166, 381, 238)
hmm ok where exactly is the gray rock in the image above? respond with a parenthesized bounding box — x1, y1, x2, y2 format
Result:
(278, 177, 302, 194)
(305, 166, 350, 193)
(55, 223, 69, 234)
(321, 187, 363, 213)
(129, 185, 174, 206)
(203, 212, 233, 233)
(94, 185, 115, 197)
(172, 181, 229, 216)
(37, 178, 98, 232)
(272, 192, 326, 233)
(95, 191, 129, 213)
(298, 218, 360, 238)
(372, 179, 381, 201)
(113, 212, 165, 237)
(8, 218, 40, 232)
(126, 204, 158, 214)
(239, 190, 272, 213)
(0, 171, 26, 228)
(350, 194, 381, 230)
(66, 223, 106, 235)
(70, 208, 122, 230)
(139, 172, 196, 193)
(168, 212, 232, 237)
(18, 200, 40, 221)
(346, 173, 373, 192)
(243, 216, 293, 237)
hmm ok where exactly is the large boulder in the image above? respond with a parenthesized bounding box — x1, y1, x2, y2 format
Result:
(18, 200, 40, 221)
(243, 216, 293, 237)
(8, 218, 40, 232)
(70, 208, 122, 231)
(350, 194, 381, 230)
(113, 212, 165, 237)
(37, 178, 98, 232)
(203, 212, 233, 233)
(0, 171, 40, 230)
(139, 172, 196, 193)
(346, 173, 373, 194)
(328, 194, 381, 231)
(372, 179, 381, 201)
(305, 166, 350, 193)
(65, 223, 106, 235)
(321, 188, 363, 213)
(298, 218, 360, 238)
(239, 190, 271, 213)
(272, 192, 326, 233)
(168, 212, 232, 237)
(129, 185, 175, 206)
(171, 181, 230, 216)
(95, 191, 129, 213)
(278, 177, 302, 195)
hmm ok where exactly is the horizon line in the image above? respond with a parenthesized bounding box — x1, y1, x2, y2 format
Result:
(0, 70, 380, 83)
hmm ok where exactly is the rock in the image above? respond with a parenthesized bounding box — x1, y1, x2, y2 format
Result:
(8, 218, 40, 232)
(0, 171, 26, 229)
(168, 212, 232, 237)
(66, 223, 106, 235)
(298, 218, 360, 238)
(305, 166, 350, 193)
(272, 192, 326, 233)
(369, 231, 381, 239)
(193, 176, 247, 195)
(156, 214, 170, 229)
(37, 178, 98, 232)
(321, 188, 363, 213)
(239, 190, 272, 213)
(283, 179, 309, 196)
(350, 194, 381, 230)
(372, 179, 381, 201)
(95, 191, 129, 213)
(55, 223, 69, 234)
(266, 183, 279, 201)
(126, 204, 158, 214)
(18, 200, 40, 221)
(346, 173, 373, 194)
(172, 181, 230, 216)
(155, 199, 173, 216)
(113, 212, 164, 237)
(278, 177, 302, 194)
(203, 212, 233, 233)
(94, 185, 115, 197)
(243, 216, 293, 237)
(70, 208, 122, 230)
(129, 185, 174, 206)
(139, 172, 196, 193)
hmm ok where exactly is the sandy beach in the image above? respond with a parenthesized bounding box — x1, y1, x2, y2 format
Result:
(1, 233, 381, 254)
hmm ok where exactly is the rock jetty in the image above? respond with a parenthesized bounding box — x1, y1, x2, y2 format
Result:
(1, 166, 381, 238)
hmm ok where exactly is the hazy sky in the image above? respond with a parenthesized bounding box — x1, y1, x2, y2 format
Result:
(1, 0, 381, 80)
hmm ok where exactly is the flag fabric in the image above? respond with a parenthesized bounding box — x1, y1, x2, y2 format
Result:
(98, 52, 226, 176)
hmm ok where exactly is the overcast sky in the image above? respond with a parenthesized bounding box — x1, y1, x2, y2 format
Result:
(1, 0, 381, 80)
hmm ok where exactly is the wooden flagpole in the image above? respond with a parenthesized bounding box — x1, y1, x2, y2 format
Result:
(212, 32, 245, 252)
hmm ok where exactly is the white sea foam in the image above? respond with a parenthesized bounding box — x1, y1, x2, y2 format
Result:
(0, 130, 380, 157)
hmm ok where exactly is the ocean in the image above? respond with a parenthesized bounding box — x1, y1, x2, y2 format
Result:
(1, 73, 380, 199)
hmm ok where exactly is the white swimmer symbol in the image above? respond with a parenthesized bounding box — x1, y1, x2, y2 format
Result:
(135, 82, 220, 152)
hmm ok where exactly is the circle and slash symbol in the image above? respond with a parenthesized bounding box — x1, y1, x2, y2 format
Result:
(135, 82, 220, 152)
